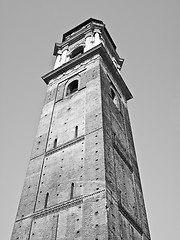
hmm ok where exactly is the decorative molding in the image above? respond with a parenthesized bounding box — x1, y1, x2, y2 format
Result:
(42, 44, 133, 102)
(30, 153, 44, 161)
(33, 197, 83, 219)
(45, 135, 85, 156)
(15, 189, 106, 223)
(49, 54, 98, 86)
(53, 18, 116, 54)
(33, 189, 106, 219)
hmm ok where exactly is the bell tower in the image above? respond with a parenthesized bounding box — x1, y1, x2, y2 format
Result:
(11, 18, 151, 240)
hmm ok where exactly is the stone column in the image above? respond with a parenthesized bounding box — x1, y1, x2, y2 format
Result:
(94, 29, 101, 46)
(61, 47, 68, 65)
(53, 50, 62, 70)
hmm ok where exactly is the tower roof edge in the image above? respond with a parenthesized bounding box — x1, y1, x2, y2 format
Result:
(62, 18, 116, 50)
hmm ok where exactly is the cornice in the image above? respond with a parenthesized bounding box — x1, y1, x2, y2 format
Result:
(42, 43, 133, 101)
(42, 44, 101, 84)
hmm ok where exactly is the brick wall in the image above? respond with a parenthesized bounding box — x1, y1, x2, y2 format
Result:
(100, 64, 151, 240)
(11, 55, 150, 240)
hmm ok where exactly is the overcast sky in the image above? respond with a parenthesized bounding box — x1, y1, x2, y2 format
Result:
(1, 1, 180, 239)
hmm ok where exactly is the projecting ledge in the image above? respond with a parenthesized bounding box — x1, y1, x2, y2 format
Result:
(42, 43, 133, 101)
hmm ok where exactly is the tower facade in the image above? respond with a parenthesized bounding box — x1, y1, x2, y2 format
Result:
(11, 18, 151, 240)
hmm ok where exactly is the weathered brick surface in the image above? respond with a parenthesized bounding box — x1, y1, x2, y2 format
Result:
(106, 191, 121, 239)
(27, 191, 108, 240)
(111, 116, 128, 150)
(36, 101, 54, 137)
(55, 80, 67, 102)
(83, 128, 105, 196)
(85, 78, 102, 135)
(30, 133, 48, 159)
(100, 64, 151, 239)
(123, 103, 136, 159)
(35, 140, 84, 211)
(47, 90, 86, 151)
(113, 149, 136, 219)
(79, 72, 87, 91)
(82, 191, 108, 240)
(16, 155, 44, 219)
(101, 98, 112, 137)
(57, 205, 82, 240)
(11, 218, 32, 240)
(132, 156, 142, 190)
(30, 100, 54, 159)
(110, 101, 125, 130)
(119, 213, 142, 240)
(104, 141, 118, 201)
(122, 163, 136, 216)
(43, 85, 57, 105)
(143, 234, 151, 240)
(29, 214, 58, 239)
(80, 65, 100, 84)
(135, 183, 151, 239)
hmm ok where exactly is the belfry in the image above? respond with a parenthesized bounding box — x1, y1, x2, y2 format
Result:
(11, 18, 151, 240)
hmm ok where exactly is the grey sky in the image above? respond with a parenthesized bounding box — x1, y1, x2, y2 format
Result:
(1, 0, 180, 239)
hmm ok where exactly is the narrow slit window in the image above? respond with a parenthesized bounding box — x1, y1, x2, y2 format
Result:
(44, 192, 49, 208)
(66, 80, 78, 96)
(75, 126, 78, 138)
(110, 88, 115, 100)
(53, 138, 58, 148)
(70, 182, 74, 199)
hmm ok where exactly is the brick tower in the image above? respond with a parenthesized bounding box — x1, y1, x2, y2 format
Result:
(11, 18, 151, 240)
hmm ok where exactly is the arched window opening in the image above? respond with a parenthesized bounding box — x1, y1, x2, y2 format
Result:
(66, 80, 78, 96)
(70, 46, 84, 59)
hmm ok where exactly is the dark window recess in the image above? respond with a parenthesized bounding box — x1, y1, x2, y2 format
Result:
(66, 80, 78, 96)
(44, 192, 49, 208)
(70, 182, 74, 199)
(70, 46, 84, 59)
(53, 138, 58, 148)
(75, 126, 78, 138)
(110, 87, 119, 109)
(110, 88, 116, 100)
